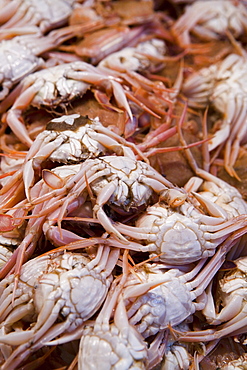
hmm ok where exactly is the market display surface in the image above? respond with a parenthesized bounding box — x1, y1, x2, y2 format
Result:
(0, 1, 247, 369)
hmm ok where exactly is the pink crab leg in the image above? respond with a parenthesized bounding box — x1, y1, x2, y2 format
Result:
(0, 82, 24, 114)
(177, 314, 247, 343)
(0, 331, 35, 347)
(143, 138, 210, 159)
(124, 258, 207, 302)
(95, 250, 129, 326)
(42, 195, 89, 244)
(52, 170, 130, 242)
(0, 0, 19, 25)
(114, 214, 247, 241)
(41, 247, 121, 346)
(0, 180, 25, 210)
(223, 98, 247, 179)
(93, 180, 129, 242)
(172, 226, 247, 342)
(111, 79, 133, 121)
(125, 90, 162, 118)
(0, 168, 23, 195)
(203, 280, 244, 325)
(137, 126, 177, 152)
(192, 192, 229, 219)
(178, 113, 243, 188)
(44, 225, 88, 246)
(188, 248, 229, 300)
(1, 300, 63, 369)
(0, 182, 58, 280)
(90, 124, 148, 161)
(0, 0, 34, 29)
(66, 68, 133, 120)
(172, 2, 214, 45)
(23, 137, 64, 202)
(27, 160, 101, 206)
(4, 80, 44, 147)
(26, 175, 77, 206)
(137, 100, 187, 155)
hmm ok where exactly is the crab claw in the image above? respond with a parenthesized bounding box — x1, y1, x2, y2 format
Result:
(0, 214, 16, 232)
(192, 191, 229, 219)
(0, 331, 34, 346)
(42, 170, 65, 190)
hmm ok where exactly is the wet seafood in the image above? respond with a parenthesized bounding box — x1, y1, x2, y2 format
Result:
(79, 297, 149, 370)
(0, 1, 246, 368)
(78, 252, 149, 370)
(3, 61, 133, 147)
(98, 38, 167, 73)
(61, 25, 146, 65)
(123, 253, 221, 338)
(0, 164, 83, 279)
(182, 53, 247, 178)
(114, 195, 247, 264)
(172, 0, 247, 45)
(69, 0, 155, 28)
(186, 175, 247, 220)
(177, 254, 247, 343)
(202, 256, 247, 327)
(0, 26, 84, 103)
(220, 354, 247, 370)
(0, 0, 80, 36)
(30, 155, 175, 242)
(23, 114, 143, 199)
(0, 246, 119, 369)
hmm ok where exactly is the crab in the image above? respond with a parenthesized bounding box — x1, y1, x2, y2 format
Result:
(0, 24, 92, 104)
(114, 194, 247, 264)
(177, 253, 247, 344)
(122, 252, 222, 339)
(0, 245, 119, 369)
(59, 24, 146, 65)
(172, 0, 247, 46)
(22, 113, 147, 200)
(98, 38, 167, 73)
(28, 155, 176, 243)
(0, 163, 83, 280)
(0, 154, 175, 281)
(0, 0, 81, 37)
(78, 251, 149, 370)
(202, 256, 247, 327)
(3, 60, 133, 147)
(182, 53, 247, 179)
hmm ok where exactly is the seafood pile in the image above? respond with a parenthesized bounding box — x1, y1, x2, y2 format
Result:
(0, 0, 247, 369)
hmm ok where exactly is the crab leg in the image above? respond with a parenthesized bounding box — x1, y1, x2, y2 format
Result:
(23, 136, 68, 200)
(26, 156, 176, 245)
(177, 315, 247, 343)
(67, 68, 133, 120)
(224, 97, 247, 178)
(0, 181, 62, 279)
(4, 80, 44, 147)
(115, 214, 247, 242)
(0, 246, 120, 369)
(0, 0, 19, 25)
(172, 226, 247, 343)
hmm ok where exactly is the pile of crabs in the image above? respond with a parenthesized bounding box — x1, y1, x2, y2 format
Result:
(0, 0, 247, 369)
